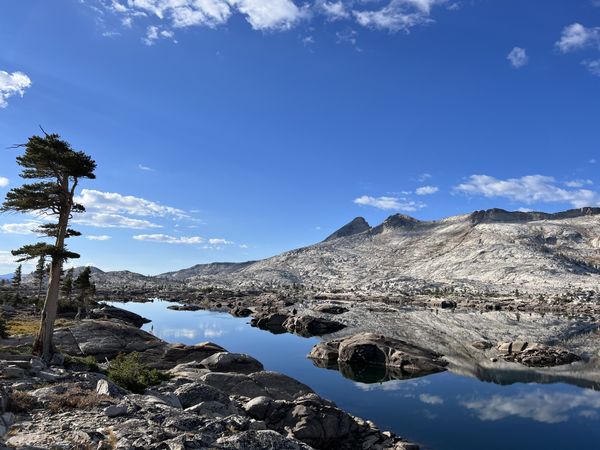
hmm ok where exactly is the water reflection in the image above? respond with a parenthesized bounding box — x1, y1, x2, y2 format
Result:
(461, 389, 600, 424)
(311, 358, 441, 384)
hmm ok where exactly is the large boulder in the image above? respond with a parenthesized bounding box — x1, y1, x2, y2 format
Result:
(199, 371, 313, 401)
(200, 352, 264, 374)
(89, 305, 150, 328)
(308, 332, 447, 377)
(216, 430, 313, 450)
(53, 320, 225, 369)
(283, 316, 346, 337)
(496, 341, 581, 367)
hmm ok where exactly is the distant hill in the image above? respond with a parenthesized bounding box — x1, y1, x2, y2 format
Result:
(0, 273, 12, 281)
(63, 207, 600, 295)
(157, 207, 600, 295)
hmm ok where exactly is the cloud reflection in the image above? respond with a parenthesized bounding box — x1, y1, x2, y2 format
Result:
(462, 389, 600, 424)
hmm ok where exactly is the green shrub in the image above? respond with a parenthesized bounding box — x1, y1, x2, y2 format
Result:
(64, 355, 99, 372)
(107, 352, 170, 393)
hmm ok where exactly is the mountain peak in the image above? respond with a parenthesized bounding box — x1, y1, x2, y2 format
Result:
(324, 217, 371, 242)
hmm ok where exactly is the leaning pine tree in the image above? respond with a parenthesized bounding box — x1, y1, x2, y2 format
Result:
(1, 132, 96, 361)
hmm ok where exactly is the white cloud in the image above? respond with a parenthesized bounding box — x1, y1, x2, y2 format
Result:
(582, 58, 600, 76)
(138, 164, 154, 171)
(507, 47, 528, 68)
(0, 71, 32, 108)
(228, 0, 307, 30)
(133, 233, 205, 244)
(556, 23, 600, 53)
(0, 221, 42, 235)
(419, 394, 444, 405)
(416, 185, 439, 195)
(73, 213, 162, 229)
(353, 0, 447, 33)
(354, 195, 426, 211)
(85, 235, 112, 241)
(455, 174, 600, 208)
(75, 189, 186, 218)
(0, 177, 9, 187)
(208, 238, 233, 245)
(418, 173, 432, 182)
(143, 25, 176, 45)
(564, 179, 593, 188)
(462, 389, 600, 424)
(93, 0, 453, 38)
(319, 1, 350, 20)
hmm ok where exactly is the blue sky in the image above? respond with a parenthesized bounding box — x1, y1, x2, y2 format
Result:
(1, 0, 600, 274)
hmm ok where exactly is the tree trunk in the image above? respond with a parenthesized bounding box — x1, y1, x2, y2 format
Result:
(32, 180, 71, 362)
(32, 257, 63, 361)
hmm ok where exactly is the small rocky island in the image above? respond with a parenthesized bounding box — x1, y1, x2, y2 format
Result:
(0, 305, 418, 450)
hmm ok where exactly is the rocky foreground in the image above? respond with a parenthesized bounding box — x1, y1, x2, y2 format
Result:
(0, 311, 418, 450)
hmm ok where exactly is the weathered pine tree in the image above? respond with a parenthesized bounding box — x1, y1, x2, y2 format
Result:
(12, 264, 22, 301)
(74, 266, 95, 320)
(33, 255, 46, 302)
(61, 267, 74, 304)
(1, 132, 96, 361)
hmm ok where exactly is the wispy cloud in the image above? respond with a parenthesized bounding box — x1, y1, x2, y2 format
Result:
(556, 23, 600, 76)
(90, 0, 455, 41)
(556, 23, 600, 53)
(0, 70, 32, 108)
(134, 234, 205, 244)
(85, 235, 112, 241)
(0, 177, 9, 187)
(75, 189, 186, 218)
(416, 185, 439, 195)
(138, 164, 155, 171)
(455, 174, 600, 208)
(0, 221, 42, 235)
(507, 47, 528, 68)
(354, 195, 426, 211)
(73, 213, 162, 229)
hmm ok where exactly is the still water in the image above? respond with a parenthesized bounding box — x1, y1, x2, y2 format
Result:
(113, 300, 600, 450)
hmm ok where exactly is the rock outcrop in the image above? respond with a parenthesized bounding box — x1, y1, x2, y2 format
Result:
(308, 332, 447, 377)
(52, 319, 225, 369)
(496, 341, 581, 367)
(283, 316, 346, 337)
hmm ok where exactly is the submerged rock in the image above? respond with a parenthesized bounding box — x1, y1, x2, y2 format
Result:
(250, 312, 289, 334)
(496, 341, 581, 367)
(308, 332, 447, 377)
(283, 315, 346, 337)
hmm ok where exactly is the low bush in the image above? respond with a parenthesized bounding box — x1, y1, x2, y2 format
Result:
(64, 355, 99, 372)
(107, 352, 170, 393)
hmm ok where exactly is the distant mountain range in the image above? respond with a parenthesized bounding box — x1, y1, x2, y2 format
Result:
(0, 273, 12, 281)
(62, 207, 600, 295)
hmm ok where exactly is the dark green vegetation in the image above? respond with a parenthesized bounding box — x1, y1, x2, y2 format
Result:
(107, 352, 170, 393)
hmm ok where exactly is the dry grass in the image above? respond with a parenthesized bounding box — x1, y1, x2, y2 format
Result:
(8, 391, 41, 413)
(8, 384, 112, 414)
(6, 318, 73, 336)
(46, 385, 111, 412)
